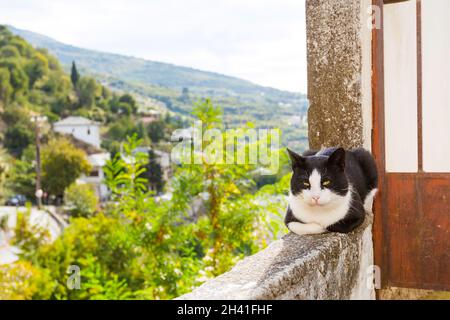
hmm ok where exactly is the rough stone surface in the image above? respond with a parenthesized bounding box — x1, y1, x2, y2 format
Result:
(177, 216, 375, 300)
(306, 0, 370, 149)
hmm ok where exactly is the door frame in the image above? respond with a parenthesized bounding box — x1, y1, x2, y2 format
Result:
(372, 0, 450, 291)
(372, 0, 387, 290)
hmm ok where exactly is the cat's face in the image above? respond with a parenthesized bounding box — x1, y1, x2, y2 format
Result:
(287, 148, 349, 207)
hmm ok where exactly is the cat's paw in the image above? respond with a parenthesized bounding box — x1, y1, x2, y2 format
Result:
(288, 222, 326, 235)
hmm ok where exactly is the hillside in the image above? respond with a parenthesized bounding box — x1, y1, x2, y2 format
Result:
(0, 25, 182, 160)
(9, 25, 308, 149)
(10, 25, 299, 96)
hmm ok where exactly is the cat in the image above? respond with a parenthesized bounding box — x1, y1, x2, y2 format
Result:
(285, 147, 378, 235)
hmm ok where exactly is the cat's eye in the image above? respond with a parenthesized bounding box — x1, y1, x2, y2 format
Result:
(303, 182, 310, 187)
(322, 180, 331, 186)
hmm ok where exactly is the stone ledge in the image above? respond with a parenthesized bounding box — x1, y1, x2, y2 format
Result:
(177, 215, 375, 300)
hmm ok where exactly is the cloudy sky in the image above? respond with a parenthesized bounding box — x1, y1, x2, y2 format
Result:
(0, 0, 307, 92)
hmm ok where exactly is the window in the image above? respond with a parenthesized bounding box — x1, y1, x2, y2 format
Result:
(89, 169, 99, 177)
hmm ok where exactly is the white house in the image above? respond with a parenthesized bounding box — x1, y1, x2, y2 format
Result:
(53, 116, 101, 148)
(53, 116, 110, 201)
(77, 152, 110, 201)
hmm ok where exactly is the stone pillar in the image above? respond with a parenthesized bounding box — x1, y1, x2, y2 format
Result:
(306, 0, 373, 150)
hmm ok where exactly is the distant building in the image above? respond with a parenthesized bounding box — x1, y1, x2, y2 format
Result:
(140, 110, 161, 124)
(53, 116, 109, 201)
(53, 116, 101, 148)
(78, 153, 110, 201)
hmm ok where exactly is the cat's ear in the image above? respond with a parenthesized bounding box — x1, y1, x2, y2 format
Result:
(287, 148, 305, 169)
(327, 147, 346, 171)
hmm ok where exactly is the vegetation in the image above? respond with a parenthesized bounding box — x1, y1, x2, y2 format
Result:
(0, 26, 292, 300)
(4, 102, 288, 300)
(144, 149, 164, 193)
(64, 183, 98, 218)
(41, 137, 92, 198)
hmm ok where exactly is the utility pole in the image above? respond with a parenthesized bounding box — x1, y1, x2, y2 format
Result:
(31, 115, 46, 209)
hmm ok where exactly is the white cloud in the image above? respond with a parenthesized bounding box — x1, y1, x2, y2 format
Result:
(0, 0, 307, 92)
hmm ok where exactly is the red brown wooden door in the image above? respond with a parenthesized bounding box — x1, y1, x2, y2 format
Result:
(373, 0, 450, 290)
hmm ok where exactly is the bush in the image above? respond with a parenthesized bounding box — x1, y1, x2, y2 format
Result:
(5, 103, 287, 300)
(65, 183, 98, 218)
(0, 261, 54, 300)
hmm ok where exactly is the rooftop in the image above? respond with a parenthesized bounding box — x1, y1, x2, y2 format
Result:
(53, 116, 99, 126)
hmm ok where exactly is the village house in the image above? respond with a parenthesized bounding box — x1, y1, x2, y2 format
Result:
(53, 116, 110, 200)
(53, 116, 101, 148)
(140, 109, 161, 124)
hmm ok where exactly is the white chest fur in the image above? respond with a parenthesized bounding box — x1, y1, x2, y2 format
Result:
(288, 186, 353, 228)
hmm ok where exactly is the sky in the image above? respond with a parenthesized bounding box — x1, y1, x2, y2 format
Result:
(0, 0, 307, 92)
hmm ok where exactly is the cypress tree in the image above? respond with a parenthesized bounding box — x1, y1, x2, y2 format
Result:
(146, 149, 164, 193)
(70, 61, 80, 88)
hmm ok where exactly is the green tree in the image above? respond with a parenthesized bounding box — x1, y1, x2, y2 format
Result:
(144, 149, 164, 193)
(0, 45, 20, 58)
(0, 60, 28, 96)
(70, 61, 80, 88)
(7, 158, 36, 199)
(180, 87, 190, 103)
(105, 117, 147, 143)
(25, 52, 48, 88)
(41, 137, 92, 197)
(4, 123, 34, 157)
(0, 148, 11, 200)
(118, 93, 137, 114)
(146, 120, 165, 143)
(64, 183, 98, 217)
(78, 77, 100, 108)
(0, 67, 12, 104)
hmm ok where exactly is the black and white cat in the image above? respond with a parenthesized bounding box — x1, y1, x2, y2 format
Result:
(285, 147, 378, 235)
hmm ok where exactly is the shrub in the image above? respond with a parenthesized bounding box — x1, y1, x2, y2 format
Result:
(0, 261, 53, 300)
(65, 183, 98, 218)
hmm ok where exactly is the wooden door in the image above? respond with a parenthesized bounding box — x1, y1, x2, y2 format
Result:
(373, 0, 450, 290)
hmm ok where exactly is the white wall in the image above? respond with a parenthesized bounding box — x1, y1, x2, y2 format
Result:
(54, 124, 100, 148)
(422, 0, 450, 172)
(383, 1, 418, 172)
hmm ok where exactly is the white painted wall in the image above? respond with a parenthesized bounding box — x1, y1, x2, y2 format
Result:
(383, 1, 418, 172)
(54, 124, 101, 148)
(422, 0, 450, 172)
(79, 153, 110, 201)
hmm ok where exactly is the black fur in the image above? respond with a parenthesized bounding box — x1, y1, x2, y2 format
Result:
(285, 147, 378, 233)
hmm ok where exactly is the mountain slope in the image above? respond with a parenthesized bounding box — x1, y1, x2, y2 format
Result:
(9, 25, 297, 96)
(9, 25, 308, 149)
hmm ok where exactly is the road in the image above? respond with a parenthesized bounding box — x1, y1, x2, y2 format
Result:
(0, 206, 63, 264)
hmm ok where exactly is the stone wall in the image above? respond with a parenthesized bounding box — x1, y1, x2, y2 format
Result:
(178, 216, 375, 300)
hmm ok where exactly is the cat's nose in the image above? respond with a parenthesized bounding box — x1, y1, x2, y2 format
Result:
(312, 196, 320, 203)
